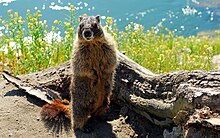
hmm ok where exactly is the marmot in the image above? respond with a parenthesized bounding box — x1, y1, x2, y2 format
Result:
(40, 15, 118, 133)
(70, 15, 118, 130)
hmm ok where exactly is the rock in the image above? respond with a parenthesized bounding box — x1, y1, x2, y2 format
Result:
(212, 55, 220, 70)
(163, 126, 182, 138)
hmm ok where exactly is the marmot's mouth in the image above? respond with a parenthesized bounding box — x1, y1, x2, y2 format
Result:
(82, 30, 94, 41)
(83, 36, 94, 41)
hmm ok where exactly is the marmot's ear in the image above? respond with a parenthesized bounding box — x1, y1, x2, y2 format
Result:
(79, 16, 83, 22)
(95, 15, 100, 23)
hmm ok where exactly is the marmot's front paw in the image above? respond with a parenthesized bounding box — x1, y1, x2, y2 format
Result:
(79, 69, 98, 80)
(102, 71, 112, 80)
(89, 69, 98, 80)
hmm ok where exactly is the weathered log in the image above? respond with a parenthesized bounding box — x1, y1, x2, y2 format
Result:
(2, 71, 61, 104)
(114, 53, 220, 126)
(2, 52, 220, 136)
(184, 106, 220, 138)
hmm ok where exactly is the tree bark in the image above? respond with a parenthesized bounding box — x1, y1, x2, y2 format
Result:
(2, 52, 220, 137)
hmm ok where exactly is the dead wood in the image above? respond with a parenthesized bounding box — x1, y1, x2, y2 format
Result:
(2, 52, 220, 137)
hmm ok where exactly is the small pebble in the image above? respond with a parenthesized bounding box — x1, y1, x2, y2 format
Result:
(36, 117, 40, 121)
(9, 133, 13, 137)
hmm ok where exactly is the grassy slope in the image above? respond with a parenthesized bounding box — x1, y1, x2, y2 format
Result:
(0, 9, 220, 75)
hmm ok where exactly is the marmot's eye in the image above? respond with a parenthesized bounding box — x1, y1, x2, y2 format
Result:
(79, 24, 84, 29)
(93, 23, 98, 29)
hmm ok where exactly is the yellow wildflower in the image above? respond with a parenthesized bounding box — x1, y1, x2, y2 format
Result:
(52, 26, 55, 31)
(53, 20, 59, 24)
(14, 12, 18, 17)
(65, 22, 70, 27)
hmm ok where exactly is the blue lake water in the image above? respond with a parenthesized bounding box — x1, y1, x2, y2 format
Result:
(0, 0, 220, 36)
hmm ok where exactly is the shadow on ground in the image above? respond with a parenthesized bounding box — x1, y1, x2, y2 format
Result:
(4, 89, 164, 138)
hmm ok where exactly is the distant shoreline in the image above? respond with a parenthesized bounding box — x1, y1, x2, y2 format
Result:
(197, 29, 220, 38)
(198, 0, 220, 8)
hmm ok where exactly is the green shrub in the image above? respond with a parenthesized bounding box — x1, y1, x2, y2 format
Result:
(0, 6, 76, 74)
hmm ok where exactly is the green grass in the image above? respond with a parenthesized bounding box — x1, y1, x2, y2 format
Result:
(0, 6, 220, 75)
(117, 24, 220, 73)
(0, 6, 76, 74)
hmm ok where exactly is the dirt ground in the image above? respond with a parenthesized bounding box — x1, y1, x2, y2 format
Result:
(0, 76, 164, 138)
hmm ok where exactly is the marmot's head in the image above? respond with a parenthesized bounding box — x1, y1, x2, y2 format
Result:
(77, 15, 104, 41)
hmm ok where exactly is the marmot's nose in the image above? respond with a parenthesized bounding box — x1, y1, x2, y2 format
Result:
(84, 30, 92, 37)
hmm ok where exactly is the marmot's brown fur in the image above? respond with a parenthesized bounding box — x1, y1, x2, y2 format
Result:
(70, 15, 118, 130)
